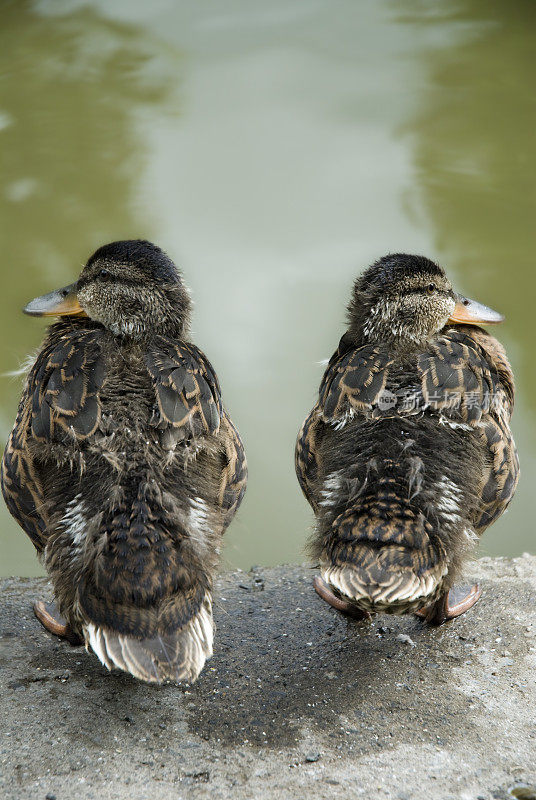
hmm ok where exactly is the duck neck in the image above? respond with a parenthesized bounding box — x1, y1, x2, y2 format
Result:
(348, 300, 432, 353)
(108, 286, 192, 342)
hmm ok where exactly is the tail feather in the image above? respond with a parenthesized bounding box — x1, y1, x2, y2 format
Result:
(84, 594, 213, 683)
(315, 457, 471, 614)
(322, 558, 447, 614)
(320, 502, 450, 613)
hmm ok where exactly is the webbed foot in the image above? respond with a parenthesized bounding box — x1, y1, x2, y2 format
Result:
(33, 600, 84, 645)
(415, 584, 481, 625)
(313, 576, 372, 621)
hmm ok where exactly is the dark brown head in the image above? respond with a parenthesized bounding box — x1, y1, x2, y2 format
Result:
(347, 253, 503, 347)
(24, 240, 191, 339)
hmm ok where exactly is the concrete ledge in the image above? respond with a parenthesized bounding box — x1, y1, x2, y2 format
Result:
(1, 556, 536, 800)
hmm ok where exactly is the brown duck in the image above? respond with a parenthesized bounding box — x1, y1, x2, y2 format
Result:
(296, 254, 518, 624)
(1, 240, 247, 682)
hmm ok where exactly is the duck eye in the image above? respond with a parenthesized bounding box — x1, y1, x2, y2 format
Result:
(99, 269, 112, 281)
(426, 283, 436, 294)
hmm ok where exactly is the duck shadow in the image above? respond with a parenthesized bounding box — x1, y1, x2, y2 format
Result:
(6, 567, 526, 754)
(182, 567, 504, 750)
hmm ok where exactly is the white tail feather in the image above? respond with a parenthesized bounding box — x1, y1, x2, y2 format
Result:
(84, 594, 213, 684)
(322, 564, 448, 612)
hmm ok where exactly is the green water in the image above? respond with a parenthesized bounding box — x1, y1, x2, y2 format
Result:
(1, 0, 534, 576)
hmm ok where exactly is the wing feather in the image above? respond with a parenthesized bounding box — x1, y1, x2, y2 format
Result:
(296, 326, 518, 534)
(296, 336, 393, 510)
(218, 411, 248, 528)
(145, 339, 222, 449)
(1, 325, 105, 551)
(319, 337, 393, 419)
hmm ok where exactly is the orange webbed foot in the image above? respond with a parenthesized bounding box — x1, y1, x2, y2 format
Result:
(415, 584, 481, 625)
(313, 576, 372, 621)
(33, 600, 84, 645)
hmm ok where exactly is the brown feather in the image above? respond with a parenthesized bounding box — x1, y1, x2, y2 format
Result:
(2, 244, 247, 685)
(296, 305, 518, 615)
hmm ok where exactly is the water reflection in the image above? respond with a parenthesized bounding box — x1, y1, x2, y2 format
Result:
(397, 0, 536, 556)
(0, 0, 534, 576)
(0, 1, 179, 574)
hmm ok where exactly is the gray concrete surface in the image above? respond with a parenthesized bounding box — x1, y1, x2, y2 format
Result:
(1, 556, 536, 800)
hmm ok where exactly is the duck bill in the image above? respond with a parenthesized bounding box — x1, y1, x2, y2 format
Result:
(448, 294, 504, 326)
(23, 283, 87, 317)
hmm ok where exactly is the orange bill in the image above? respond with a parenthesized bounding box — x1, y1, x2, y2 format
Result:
(448, 294, 504, 325)
(23, 283, 87, 317)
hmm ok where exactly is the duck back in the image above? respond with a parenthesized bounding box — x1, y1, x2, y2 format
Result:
(312, 415, 483, 613)
(296, 326, 518, 615)
(2, 321, 246, 682)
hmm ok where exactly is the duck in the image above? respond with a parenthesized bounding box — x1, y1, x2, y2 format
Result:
(295, 253, 518, 624)
(1, 240, 247, 682)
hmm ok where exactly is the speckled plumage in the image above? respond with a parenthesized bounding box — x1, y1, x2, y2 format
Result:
(1, 240, 247, 682)
(296, 254, 518, 619)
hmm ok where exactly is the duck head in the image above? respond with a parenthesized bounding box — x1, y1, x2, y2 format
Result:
(347, 253, 503, 348)
(23, 240, 191, 339)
